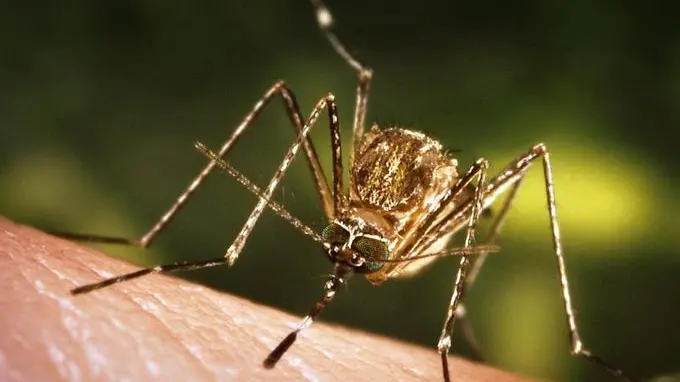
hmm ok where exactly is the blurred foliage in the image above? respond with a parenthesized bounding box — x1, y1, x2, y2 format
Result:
(1, 0, 679, 381)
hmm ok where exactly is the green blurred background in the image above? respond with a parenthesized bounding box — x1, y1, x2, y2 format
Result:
(1, 0, 679, 381)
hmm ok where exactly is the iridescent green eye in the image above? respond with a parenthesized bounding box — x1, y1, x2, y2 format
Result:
(352, 236, 389, 273)
(322, 223, 350, 246)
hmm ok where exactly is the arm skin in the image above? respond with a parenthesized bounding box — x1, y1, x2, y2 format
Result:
(0, 219, 533, 382)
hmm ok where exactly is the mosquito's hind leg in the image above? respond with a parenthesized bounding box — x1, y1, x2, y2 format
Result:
(528, 144, 634, 381)
(448, 143, 634, 381)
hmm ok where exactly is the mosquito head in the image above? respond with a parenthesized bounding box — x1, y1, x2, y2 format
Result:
(321, 219, 389, 274)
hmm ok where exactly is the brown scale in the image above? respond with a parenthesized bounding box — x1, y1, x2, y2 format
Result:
(352, 126, 451, 211)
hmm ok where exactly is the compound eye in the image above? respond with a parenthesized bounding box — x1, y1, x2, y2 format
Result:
(351, 236, 389, 273)
(322, 223, 350, 247)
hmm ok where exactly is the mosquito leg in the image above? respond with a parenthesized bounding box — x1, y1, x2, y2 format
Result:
(263, 263, 353, 368)
(223, 94, 339, 265)
(70, 256, 233, 295)
(48, 80, 337, 246)
(452, 176, 524, 360)
(445, 143, 634, 381)
(194, 143, 323, 244)
(438, 158, 489, 382)
(276, 83, 334, 218)
(452, 176, 526, 362)
(309, 0, 373, 161)
(327, 89, 345, 216)
(466, 176, 524, 289)
(528, 144, 634, 381)
(71, 94, 339, 294)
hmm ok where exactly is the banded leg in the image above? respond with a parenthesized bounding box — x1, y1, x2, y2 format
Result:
(49, 80, 336, 247)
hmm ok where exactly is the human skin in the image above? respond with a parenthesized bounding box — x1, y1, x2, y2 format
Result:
(0, 219, 532, 382)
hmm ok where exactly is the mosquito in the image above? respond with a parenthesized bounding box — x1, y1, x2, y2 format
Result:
(48, 0, 635, 381)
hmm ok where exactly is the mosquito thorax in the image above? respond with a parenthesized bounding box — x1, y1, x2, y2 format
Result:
(321, 220, 389, 274)
(352, 126, 459, 214)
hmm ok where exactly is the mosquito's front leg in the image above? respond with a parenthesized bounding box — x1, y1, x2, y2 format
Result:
(48, 80, 336, 248)
(67, 94, 340, 295)
(220, 93, 339, 265)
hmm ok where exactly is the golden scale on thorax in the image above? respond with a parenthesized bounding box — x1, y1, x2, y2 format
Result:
(343, 126, 465, 283)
